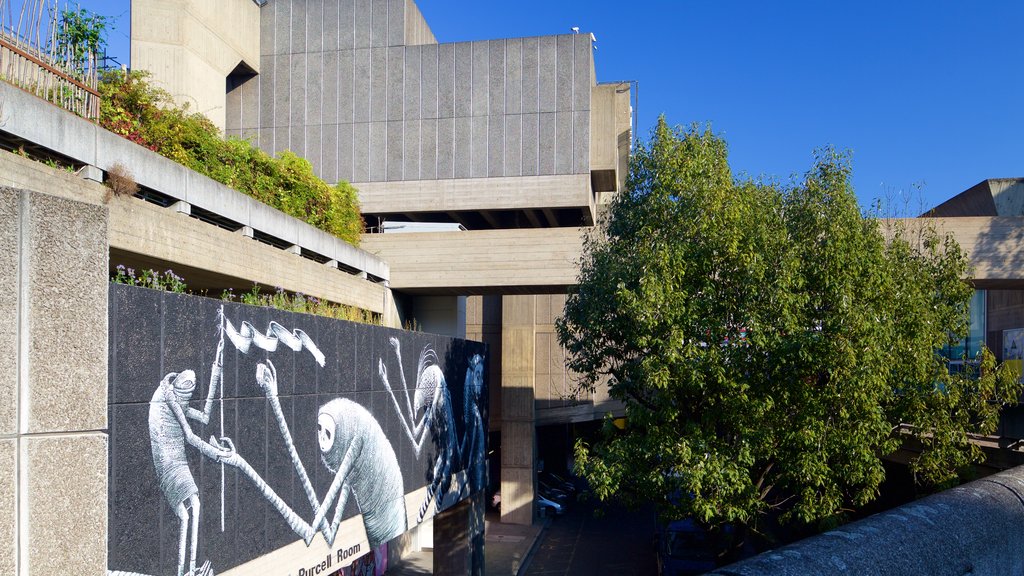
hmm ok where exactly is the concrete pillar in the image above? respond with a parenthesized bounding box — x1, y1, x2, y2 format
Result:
(500, 295, 536, 525)
(0, 187, 108, 576)
(432, 494, 485, 576)
(410, 295, 467, 338)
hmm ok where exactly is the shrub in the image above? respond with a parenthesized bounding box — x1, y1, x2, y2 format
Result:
(105, 162, 139, 199)
(98, 70, 363, 246)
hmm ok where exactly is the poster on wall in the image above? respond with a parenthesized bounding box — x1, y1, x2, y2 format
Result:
(1004, 328, 1024, 384)
(107, 286, 487, 576)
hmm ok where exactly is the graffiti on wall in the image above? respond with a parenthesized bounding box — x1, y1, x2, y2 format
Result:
(108, 287, 487, 576)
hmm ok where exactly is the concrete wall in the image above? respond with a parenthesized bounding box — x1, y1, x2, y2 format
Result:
(230, 0, 594, 195)
(108, 284, 488, 575)
(0, 186, 108, 576)
(133, 0, 261, 132)
(711, 464, 1024, 575)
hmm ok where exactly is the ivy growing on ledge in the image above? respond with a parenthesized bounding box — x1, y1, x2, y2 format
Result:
(98, 70, 363, 246)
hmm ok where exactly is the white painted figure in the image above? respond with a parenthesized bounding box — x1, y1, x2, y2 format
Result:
(378, 337, 461, 522)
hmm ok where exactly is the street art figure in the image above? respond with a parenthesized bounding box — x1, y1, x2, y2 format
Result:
(378, 337, 460, 522)
(218, 356, 407, 548)
(461, 354, 486, 496)
(147, 320, 232, 576)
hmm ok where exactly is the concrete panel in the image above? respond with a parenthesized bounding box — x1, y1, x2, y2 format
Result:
(521, 113, 539, 177)
(338, 50, 355, 123)
(454, 42, 473, 118)
(387, 46, 406, 121)
(420, 43, 438, 119)
(259, 57, 276, 127)
(290, 0, 306, 54)
(260, 0, 276, 55)
(370, 121, 387, 181)
(538, 36, 557, 113)
(0, 439, 12, 576)
(472, 41, 490, 117)
(339, 0, 354, 49)
(522, 37, 539, 114)
(338, 123, 354, 182)
(323, 0, 340, 51)
(0, 191, 16, 436)
(388, 0, 405, 47)
(322, 51, 339, 125)
(387, 121, 404, 181)
(289, 52, 306, 127)
(438, 43, 456, 118)
(274, 54, 291, 127)
(471, 116, 488, 178)
(554, 111, 573, 174)
(353, 48, 372, 122)
(289, 125, 305, 158)
(371, 47, 388, 122)
(505, 115, 523, 177)
(538, 112, 557, 175)
(226, 76, 242, 131)
(488, 39, 505, 117)
(505, 38, 523, 114)
(25, 194, 107, 433)
(306, 52, 323, 126)
(352, 122, 371, 182)
(274, 126, 289, 155)
(321, 123, 339, 184)
(306, 124, 322, 177)
(500, 466, 534, 526)
(371, 0, 388, 47)
(556, 35, 574, 112)
(307, 0, 324, 52)
(25, 434, 107, 576)
(354, 0, 372, 47)
(573, 34, 592, 110)
(437, 116, 456, 180)
(404, 45, 422, 120)
(421, 118, 438, 181)
(0, 82, 97, 167)
(239, 74, 259, 131)
(404, 120, 421, 181)
(488, 116, 504, 178)
(573, 110, 590, 175)
(184, 170, 250, 225)
(273, 0, 290, 55)
(454, 116, 472, 179)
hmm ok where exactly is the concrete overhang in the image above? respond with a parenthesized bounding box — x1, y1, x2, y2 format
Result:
(356, 174, 596, 230)
(884, 217, 1024, 287)
(360, 227, 588, 294)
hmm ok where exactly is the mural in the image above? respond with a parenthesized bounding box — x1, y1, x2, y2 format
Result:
(108, 286, 488, 576)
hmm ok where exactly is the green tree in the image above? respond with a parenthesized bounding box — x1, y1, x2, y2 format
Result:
(557, 117, 1020, 538)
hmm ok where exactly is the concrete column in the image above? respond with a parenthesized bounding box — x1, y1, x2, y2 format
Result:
(500, 295, 536, 525)
(432, 494, 485, 576)
(0, 187, 108, 576)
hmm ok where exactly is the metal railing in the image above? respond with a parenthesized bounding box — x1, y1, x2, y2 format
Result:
(0, 33, 99, 119)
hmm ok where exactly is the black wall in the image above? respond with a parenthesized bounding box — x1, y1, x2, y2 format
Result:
(108, 284, 487, 575)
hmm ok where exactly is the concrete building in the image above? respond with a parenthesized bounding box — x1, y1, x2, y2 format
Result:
(133, 0, 633, 529)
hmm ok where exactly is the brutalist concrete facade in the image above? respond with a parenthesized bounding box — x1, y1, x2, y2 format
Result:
(226, 0, 594, 186)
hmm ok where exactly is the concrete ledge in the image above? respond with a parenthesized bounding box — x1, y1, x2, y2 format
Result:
(0, 80, 388, 282)
(711, 465, 1024, 575)
(0, 191, 17, 435)
(359, 227, 586, 293)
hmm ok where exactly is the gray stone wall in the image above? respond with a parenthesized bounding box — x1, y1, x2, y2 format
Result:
(0, 186, 108, 576)
(226, 0, 593, 186)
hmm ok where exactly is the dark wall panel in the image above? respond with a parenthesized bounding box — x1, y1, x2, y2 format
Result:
(107, 285, 488, 575)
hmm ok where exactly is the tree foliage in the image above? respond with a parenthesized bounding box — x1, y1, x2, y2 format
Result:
(98, 70, 363, 246)
(557, 117, 1021, 533)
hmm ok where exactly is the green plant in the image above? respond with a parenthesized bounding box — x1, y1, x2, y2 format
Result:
(56, 8, 108, 76)
(112, 265, 186, 293)
(222, 285, 379, 325)
(98, 70, 364, 246)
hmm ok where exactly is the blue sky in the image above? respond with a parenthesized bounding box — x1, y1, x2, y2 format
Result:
(78, 1, 1024, 210)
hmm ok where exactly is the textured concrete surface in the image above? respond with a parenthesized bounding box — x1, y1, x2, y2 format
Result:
(25, 434, 107, 576)
(710, 465, 1024, 576)
(0, 439, 15, 576)
(25, 192, 107, 434)
(0, 190, 18, 436)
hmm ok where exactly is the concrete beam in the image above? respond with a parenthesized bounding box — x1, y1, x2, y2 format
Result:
(354, 173, 594, 219)
(359, 227, 586, 293)
(883, 217, 1024, 284)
